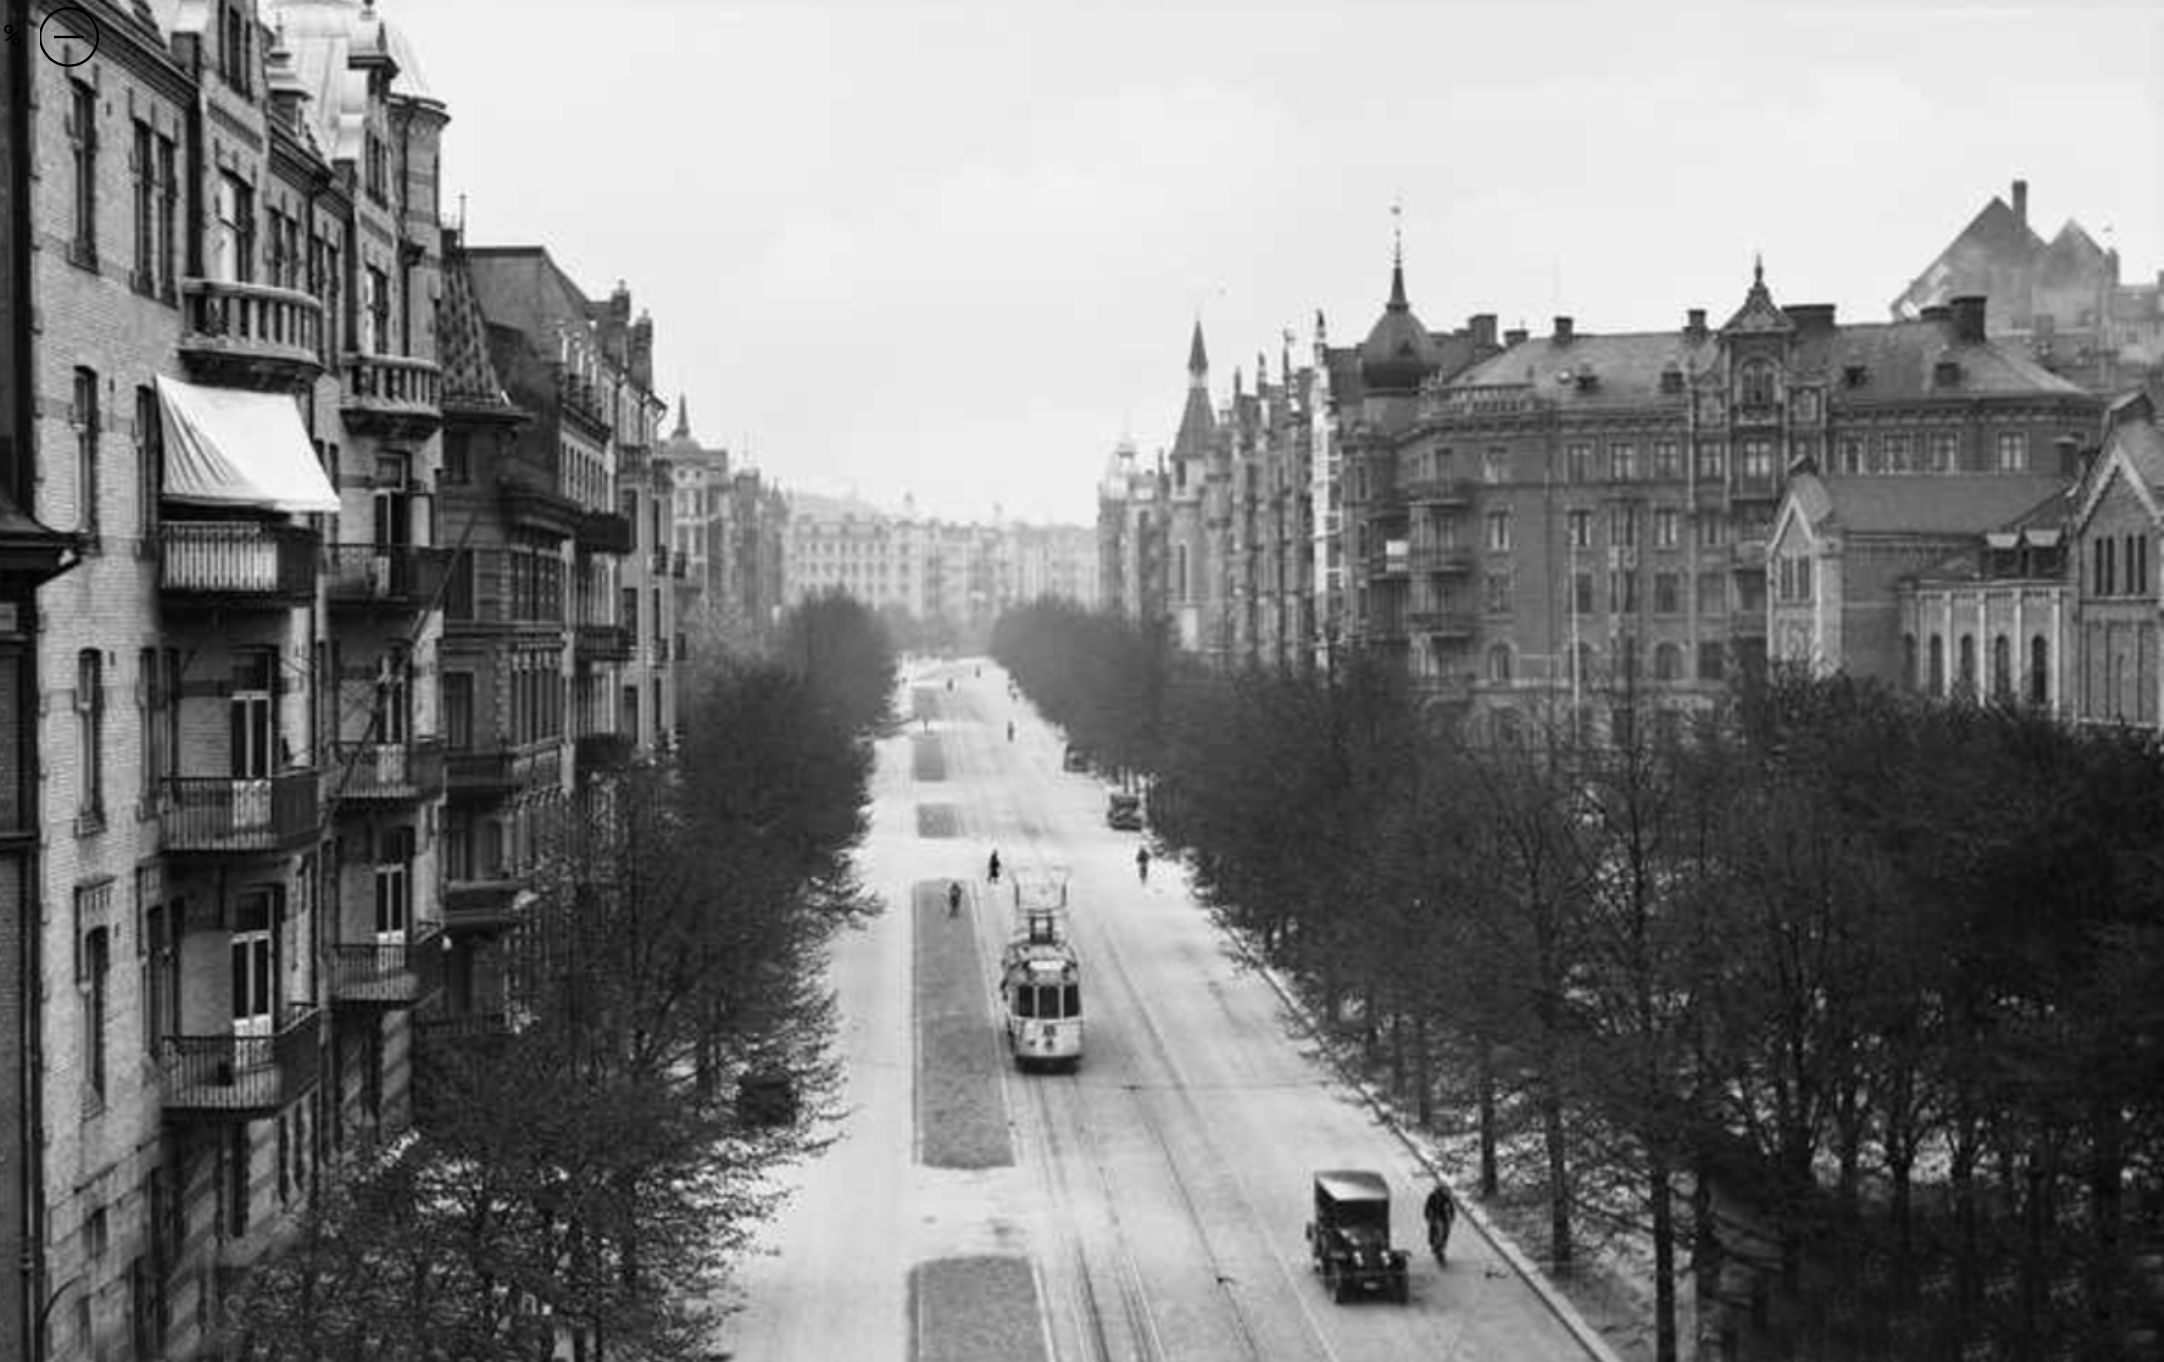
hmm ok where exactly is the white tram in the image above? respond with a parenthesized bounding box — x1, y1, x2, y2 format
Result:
(1000, 873, 1082, 1071)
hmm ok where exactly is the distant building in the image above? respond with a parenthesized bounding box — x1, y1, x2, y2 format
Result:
(663, 403, 789, 657)
(1893, 177, 2164, 398)
(784, 495, 1096, 632)
(2060, 394, 2164, 725)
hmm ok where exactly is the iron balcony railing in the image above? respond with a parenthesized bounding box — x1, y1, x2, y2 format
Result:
(446, 742, 562, 797)
(442, 877, 524, 932)
(1410, 547, 1475, 574)
(160, 770, 320, 854)
(160, 521, 318, 601)
(1407, 609, 1477, 638)
(159, 1003, 322, 1120)
(577, 509, 635, 555)
(179, 279, 325, 375)
(327, 926, 445, 1008)
(328, 737, 445, 804)
(576, 731, 635, 777)
(1404, 478, 1474, 507)
(574, 623, 634, 661)
(323, 543, 452, 608)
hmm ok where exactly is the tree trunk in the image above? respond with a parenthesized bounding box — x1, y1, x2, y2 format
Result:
(1651, 1144, 1678, 1362)
(1542, 1072, 1572, 1268)
(1477, 1034, 1500, 1199)
(2088, 1092, 2125, 1355)
(1413, 1011, 1433, 1126)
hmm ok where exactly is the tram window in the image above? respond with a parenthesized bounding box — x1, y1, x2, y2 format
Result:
(1012, 985, 1036, 1018)
(1061, 985, 1080, 1017)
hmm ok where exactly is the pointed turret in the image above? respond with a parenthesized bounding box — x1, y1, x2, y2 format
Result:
(1188, 319, 1209, 389)
(673, 394, 691, 440)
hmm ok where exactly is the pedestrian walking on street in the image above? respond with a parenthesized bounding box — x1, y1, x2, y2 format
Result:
(1423, 1181, 1457, 1266)
(1136, 845, 1151, 883)
(988, 849, 1002, 883)
(947, 881, 963, 917)
(1007, 720, 1015, 742)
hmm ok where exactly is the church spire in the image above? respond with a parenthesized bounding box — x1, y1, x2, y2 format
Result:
(1188, 318, 1208, 381)
(1387, 197, 1408, 311)
(672, 394, 690, 440)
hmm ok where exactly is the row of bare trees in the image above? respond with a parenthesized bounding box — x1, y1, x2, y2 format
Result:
(224, 593, 895, 1362)
(994, 599, 2164, 1362)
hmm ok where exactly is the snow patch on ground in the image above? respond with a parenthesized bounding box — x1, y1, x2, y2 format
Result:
(913, 735, 948, 781)
(918, 804, 962, 838)
(913, 883, 1013, 1169)
(910, 1256, 1049, 1362)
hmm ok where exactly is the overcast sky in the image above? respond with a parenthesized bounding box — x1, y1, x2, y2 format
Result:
(392, 0, 2164, 525)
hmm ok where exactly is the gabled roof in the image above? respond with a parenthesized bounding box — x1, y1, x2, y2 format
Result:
(1815, 474, 2069, 536)
(1891, 193, 2044, 318)
(1723, 260, 1794, 334)
(2072, 413, 2164, 535)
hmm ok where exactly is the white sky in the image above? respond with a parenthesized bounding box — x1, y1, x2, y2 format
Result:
(393, 0, 2164, 525)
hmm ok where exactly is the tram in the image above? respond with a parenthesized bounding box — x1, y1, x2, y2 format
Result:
(1000, 873, 1083, 1071)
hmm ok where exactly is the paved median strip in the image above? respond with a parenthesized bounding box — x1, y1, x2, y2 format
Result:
(909, 1256, 1047, 1362)
(913, 734, 948, 781)
(912, 881, 1012, 1169)
(917, 804, 962, 838)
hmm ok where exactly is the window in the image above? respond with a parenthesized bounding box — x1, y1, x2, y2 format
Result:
(139, 648, 179, 800)
(365, 265, 391, 354)
(221, 0, 255, 94)
(1697, 572, 1725, 614)
(1695, 441, 1725, 481)
(2028, 636, 2049, 706)
(1930, 431, 1959, 473)
(1883, 432, 1910, 473)
(1957, 634, 1976, 696)
(1609, 443, 1636, 481)
(70, 83, 97, 265)
(135, 385, 162, 538)
(1997, 431, 2028, 472)
(73, 369, 99, 542)
(1696, 514, 1725, 549)
(1486, 509, 1511, 553)
(1654, 572, 1680, 614)
(1486, 643, 1513, 684)
(1481, 447, 1507, 484)
(76, 651, 104, 820)
(1566, 443, 1592, 483)
(1838, 436, 1863, 475)
(1482, 571, 1512, 615)
(2131, 534, 2150, 597)
(1990, 634, 2012, 701)
(1609, 506, 1635, 548)
(1567, 509, 1592, 549)
(1739, 360, 1776, 406)
(1571, 571, 1594, 615)
(1653, 508, 1679, 549)
(139, 890, 178, 1058)
(1570, 642, 1598, 686)
(1609, 570, 1639, 612)
(1697, 640, 1726, 682)
(1739, 438, 1774, 482)
(1794, 389, 1819, 422)
(80, 921, 110, 1106)
(156, 136, 178, 297)
(1653, 641, 1681, 681)
(133, 122, 155, 286)
(224, 1126, 249, 1238)
(1652, 440, 1680, 480)
(375, 827, 414, 940)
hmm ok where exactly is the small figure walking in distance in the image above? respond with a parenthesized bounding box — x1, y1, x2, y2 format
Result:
(988, 849, 1002, 883)
(1136, 845, 1151, 883)
(948, 881, 963, 918)
(1424, 1180, 1457, 1266)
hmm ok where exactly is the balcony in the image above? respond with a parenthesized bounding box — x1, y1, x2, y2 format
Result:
(341, 355, 443, 439)
(1411, 547, 1475, 574)
(446, 742, 562, 799)
(576, 730, 635, 777)
(323, 543, 452, 612)
(1732, 539, 1769, 571)
(575, 623, 634, 662)
(160, 521, 318, 606)
(1367, 552, 1410, 579)
(1405, 478, 1473, 508)
(651, 546, 671, 576)
(327, 737, 445, 806)
(576, 509, 635, 555)
(159, 1004, 322, 1122)
(1364, 488, 1409, 519)
(498, 476, 582, 537)
(327, 927, 445, 1010)
(443, 877, 524, 933)
(557, 369, 608, 430)
(1408, 609, 1477, 639)
(1367, 618, 1409, 643)
(179, 280, 325, 388)
(671, 554, 689, 581)
(160, 771, 321, 856)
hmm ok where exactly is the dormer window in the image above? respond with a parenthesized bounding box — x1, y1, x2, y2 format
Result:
(1659, 367, 1684, 395)
(1933, 358, 1963, 389)
(1843, 364, 1869, 389)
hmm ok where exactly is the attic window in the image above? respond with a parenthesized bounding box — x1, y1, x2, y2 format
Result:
(1933, 358, 1963, 389)
(1574, 369, 1599, 392)
(1842, 364, 1869, 389)
(1659, 367, 1684, 395)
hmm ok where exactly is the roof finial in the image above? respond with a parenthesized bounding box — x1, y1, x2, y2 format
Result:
(673, 394, 690, 439)
(1754, 251, 1764, 286)
(1387, 197, 1409, 310)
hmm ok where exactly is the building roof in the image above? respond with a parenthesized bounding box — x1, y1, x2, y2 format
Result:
(1359, 255, 1441, 394)
(1452, 329, 1710, 402)
(436, 235, 521, 415)
(1807, 474, 2069, 536)
(269, 0, 440, 169)
(1171, 325, 1215, 465)
(1891, 191, 2043, 320)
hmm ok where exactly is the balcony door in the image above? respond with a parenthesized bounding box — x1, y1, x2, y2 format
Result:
(371, 651, 411, 785)
(372, 453, 411, 596)
(230, 889, 277, 1042)
(230, 651, 276, 830)
(374, 827, 413, 947)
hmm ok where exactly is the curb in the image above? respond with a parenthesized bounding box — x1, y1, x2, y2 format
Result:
(1216, 919, 1629, 1362)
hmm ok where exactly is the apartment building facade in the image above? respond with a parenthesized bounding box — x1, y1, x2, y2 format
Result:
(784, 494, 1094, 631)
(664, 404, 790, 658)
(13, 1, 457, 1356)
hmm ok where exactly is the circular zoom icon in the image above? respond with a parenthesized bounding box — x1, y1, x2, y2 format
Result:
(41, 6, 101, 67)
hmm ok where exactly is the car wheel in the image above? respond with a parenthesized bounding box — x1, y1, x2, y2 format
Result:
(1332, 1270, 1353, 1305)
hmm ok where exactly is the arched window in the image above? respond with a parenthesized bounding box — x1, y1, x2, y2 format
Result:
(1653, 641, 1681, 682)
(2028, 636, 2049, 706)
(1928, 635, 1945, 696)
(1957, 634, 1977, 697)
(1486, 643, 1513, 684)
(1902, 633, 1918, 691)
(1990, 634, 2012, 702)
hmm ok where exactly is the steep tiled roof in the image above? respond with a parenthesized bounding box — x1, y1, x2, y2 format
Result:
(1452, 330, 1713, 403)
(1892, 194, 2043, 318)
(437, 237, 521, 415)
(1815, 474, 2068, 536)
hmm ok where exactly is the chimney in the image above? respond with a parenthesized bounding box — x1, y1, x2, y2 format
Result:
(628, 312, 654, 390)
(1553, 316, 1575, 345)
(1948, 295, 1987, 344)
(1787, 303, 1837, 334)
(1504, 327, 1528, 347)
(599, 281, 633, 367)
(1468, 313, 1498, 350)
(2012, 178, 2028, 232)
(1686, 308, 1707, 341)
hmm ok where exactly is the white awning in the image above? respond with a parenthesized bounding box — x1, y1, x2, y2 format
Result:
(156, 376, 339, 514)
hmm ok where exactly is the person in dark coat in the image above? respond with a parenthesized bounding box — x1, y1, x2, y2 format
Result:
(987, 849, 1002, 883)
(1424, 1181, 1457, 1264)
(947, 881, 963, 917)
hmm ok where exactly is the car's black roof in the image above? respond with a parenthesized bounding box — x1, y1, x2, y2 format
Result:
(1313, 1169, 1391, 1202)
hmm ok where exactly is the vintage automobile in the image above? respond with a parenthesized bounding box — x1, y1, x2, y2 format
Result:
(1105, 791, 1143, 830)
(1305, 1170, 1411, 1304)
